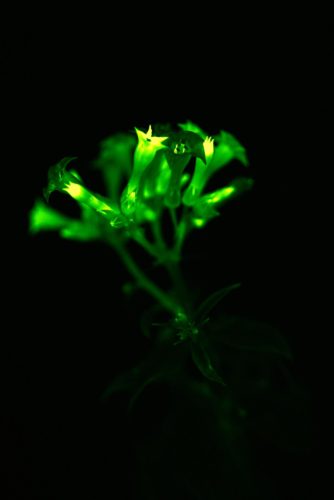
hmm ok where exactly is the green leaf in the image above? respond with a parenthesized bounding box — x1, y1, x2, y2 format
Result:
(191, 341, 226, 385)
(101, 342, 187, 411)
(210, 315, 292, 360)
(196, 283, 241, 324)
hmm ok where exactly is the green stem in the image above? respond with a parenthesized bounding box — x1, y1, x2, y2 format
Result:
(131, 228, 159, 258)
(172, 206, 189, 260)
(151, 218, 165, 252)
(169, 207, 178, 234)
(110, 235, 182, 316)
(165, 259, 192, 316)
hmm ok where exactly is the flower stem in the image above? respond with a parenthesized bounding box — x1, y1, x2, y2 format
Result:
(131, 228, 159, 258)
(165, 259, 193, 317)
(110, 235, 182, 316)
(169, 207, 178, 233)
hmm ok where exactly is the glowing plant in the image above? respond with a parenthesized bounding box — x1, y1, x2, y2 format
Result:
(30, 121, 256, 384)
(30, 121, 308, 498)
(30, 122, 251, 317)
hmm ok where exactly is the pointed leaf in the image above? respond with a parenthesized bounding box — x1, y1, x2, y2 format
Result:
(211, 315, 292, 360)
(101, 342, 188, 409)
(191, 341, 226, 385)
(196, 283, 241, 324)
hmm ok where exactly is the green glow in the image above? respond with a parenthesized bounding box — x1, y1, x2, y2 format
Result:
(178, 120, 207, 140)
(95, 133, 136, 201)
(155, 158, 171, 195)
(31, 121, 253, 319)
(133, 125, 168, 175)
(192, 218, 206, 228)
(60, 221, 99, 241)
(134, 203, 158, 223)
(140, 152, 171, 200)
(164, 152, 191, 208)
(29, 199, 100, 241)
(207, 130, 249, 176)
(63, 181, 85, 200)
(164, 131, 206, 164)
(182, 136, 214, 206)
(29, 199, 70, 233)
(180, 172, 190, 187)
(207, 186, 236, 204)
(193, 178, 253, 223)
(121, 126, 168, 215)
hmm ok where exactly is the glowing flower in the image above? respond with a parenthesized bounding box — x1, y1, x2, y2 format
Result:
(182, 136, 214, 206)
(121, 126, 168, 215)
(44, 158, 126, 228)
(192, 178, 253, 228)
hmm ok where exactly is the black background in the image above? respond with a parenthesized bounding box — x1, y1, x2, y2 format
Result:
(2, 15, 330, 499)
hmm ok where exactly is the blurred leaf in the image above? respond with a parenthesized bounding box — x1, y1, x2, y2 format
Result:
(140, 304, 165, 338)
(210, 315, 292, 360)
(191, 341, 226, 385)
(196, 283, 241, 324)
(101, 341, 187, 411)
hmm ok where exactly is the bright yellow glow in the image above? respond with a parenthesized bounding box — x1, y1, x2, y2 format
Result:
(63, 182, 85, 200)
(135, 125, 168, 150)
(220, 186, 235, 197)
(209, 186, 235, 203)
(203, 136, 214, 163)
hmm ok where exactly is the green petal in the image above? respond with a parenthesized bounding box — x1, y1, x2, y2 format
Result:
(29, 199, 70, 233)
(178, 120, 207, 140)
(94, 133, 136, 201)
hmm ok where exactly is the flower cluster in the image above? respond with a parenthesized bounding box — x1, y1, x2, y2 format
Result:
(30, 121, 253, 253)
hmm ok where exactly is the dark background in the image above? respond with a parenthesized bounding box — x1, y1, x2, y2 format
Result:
(2, 15, 330, 499)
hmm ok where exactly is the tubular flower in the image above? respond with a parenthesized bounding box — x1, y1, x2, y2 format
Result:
(164, 131, 206, 208)
(94, 133, 136, 202)
(31, 121, 253, 253)
(204, 130, 249, 182)
(29, 199, 101, 241)
(44, 157, 127, 229)
(192, 177, 254, 227)
(182, 136, 214, 206)
(121, 126, 168, 215)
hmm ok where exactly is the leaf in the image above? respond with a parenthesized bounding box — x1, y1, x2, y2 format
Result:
(210, 315, 292, 360)
(191, 341, 226, 385)
(101, 366, 168, 414)
(196, 283, 241, 324)
(101, 341, 187, 411)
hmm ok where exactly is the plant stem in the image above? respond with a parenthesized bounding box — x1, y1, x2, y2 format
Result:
(110, 235, 182, 316)
(169, 207, 178, 231)
(172, 206, 189, 260)
(131, 228, 159, 259)
(151, 218, 166, 253)
(165, 259, 193, 317)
